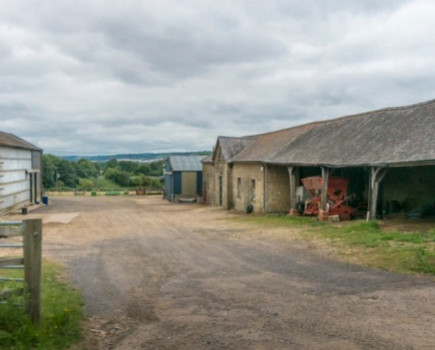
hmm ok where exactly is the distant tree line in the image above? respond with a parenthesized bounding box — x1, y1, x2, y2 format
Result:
(42, 154, 163, 190)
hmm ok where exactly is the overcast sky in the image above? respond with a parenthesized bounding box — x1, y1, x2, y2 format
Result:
(0, 0, 434, 155)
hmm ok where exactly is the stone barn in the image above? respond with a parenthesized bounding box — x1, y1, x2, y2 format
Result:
(206, 99, 435, 220)
(207, 136, 255, 209)
(0, 131, 42, 215)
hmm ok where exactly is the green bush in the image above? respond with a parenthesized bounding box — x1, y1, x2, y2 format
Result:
(78, 178, 94, 191)
(0, 262, 84, 349)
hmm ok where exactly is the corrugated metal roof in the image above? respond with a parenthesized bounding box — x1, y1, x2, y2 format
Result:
(231, 98, 435, 167)
(0, 131, 42, 151)
(169, 155, 206, 171)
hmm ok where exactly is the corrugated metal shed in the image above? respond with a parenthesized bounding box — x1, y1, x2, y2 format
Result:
(169, 155, 206, 171)
(0, 131, 42, 214)
(0, 131, 41, 151)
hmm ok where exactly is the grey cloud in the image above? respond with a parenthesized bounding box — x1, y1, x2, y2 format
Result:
(0, 0, 434, 154)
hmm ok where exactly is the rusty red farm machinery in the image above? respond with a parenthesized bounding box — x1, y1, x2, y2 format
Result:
(300, 176, 356, 220)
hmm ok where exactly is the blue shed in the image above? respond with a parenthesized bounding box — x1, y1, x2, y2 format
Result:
(164, 155, 206, 202)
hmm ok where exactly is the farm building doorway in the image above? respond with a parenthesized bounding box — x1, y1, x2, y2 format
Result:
(28, 171, 39, 204)
(181, 172, 197, 198)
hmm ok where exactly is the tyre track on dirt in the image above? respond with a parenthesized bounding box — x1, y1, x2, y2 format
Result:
(22, 197, 435, 349)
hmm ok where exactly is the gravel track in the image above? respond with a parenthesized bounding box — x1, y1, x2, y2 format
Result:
(21, 196, 435, 349)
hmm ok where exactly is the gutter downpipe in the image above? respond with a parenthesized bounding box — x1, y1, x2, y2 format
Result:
(263, 163, 267, 213)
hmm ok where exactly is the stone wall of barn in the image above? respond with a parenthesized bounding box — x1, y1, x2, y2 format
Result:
(202, 162, 215, 205)
(232, 163, 264, 213)
(214, 161, 228, 209)
(266, 165, 291, 213)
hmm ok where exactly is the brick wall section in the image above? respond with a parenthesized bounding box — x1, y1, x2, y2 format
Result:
(232, 163, 264, 213)
(266, 165, 291, 213)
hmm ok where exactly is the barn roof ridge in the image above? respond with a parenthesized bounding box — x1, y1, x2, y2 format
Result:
(241, 98, 435, 140)
(230, 98, 435, 167)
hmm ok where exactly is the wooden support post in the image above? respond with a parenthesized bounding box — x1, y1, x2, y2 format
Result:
(287, 166, 298, 216)
(320, 167, 330, 221)
(263, 164, 267, 213)
(367, 167, 388, 221)
(23, 219, 42, 323)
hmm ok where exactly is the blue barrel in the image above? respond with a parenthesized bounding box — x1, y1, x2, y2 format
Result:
(42, 195, 49, 205)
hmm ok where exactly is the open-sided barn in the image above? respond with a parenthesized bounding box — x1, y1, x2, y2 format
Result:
(204, 99, 435, 220)
(0, 131, 42, 215)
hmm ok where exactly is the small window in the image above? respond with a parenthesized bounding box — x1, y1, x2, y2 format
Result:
(237, 178, 241, 198)
(250, 179, 256, 200)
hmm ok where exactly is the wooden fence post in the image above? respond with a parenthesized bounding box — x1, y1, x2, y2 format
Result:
(287, 166, 297, 215)
(23, 219, 42, 323)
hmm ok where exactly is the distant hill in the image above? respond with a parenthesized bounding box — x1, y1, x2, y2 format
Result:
(62, 151, 211, 162)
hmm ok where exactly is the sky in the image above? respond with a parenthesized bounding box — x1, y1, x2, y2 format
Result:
(0, 0, 434, 155)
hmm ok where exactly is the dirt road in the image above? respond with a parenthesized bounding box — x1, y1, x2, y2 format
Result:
(22, 196, 435, 349)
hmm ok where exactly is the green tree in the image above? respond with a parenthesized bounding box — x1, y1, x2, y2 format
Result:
(78, 178, 95, 191)
(134, 163, 151, 176)
(134, 160, 164, 176)
(104, 159, 119, 172)
(104, 168, 130, 187)
(129, 175, 143, 187)
(58, 159, 78, 188)
(76, 159, 99, 179)
(42, 154, 60, 189)
(119, 161, 138, 173)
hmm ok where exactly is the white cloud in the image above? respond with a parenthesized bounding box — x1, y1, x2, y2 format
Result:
(0, 0, 433, 155)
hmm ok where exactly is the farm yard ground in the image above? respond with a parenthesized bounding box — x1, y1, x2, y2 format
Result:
(9, 196, 435, 350)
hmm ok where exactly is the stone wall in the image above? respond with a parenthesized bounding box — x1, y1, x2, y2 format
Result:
(266, 165, 290, 213)
(232, 163, 264, 213)
(202, 163, 215, 205)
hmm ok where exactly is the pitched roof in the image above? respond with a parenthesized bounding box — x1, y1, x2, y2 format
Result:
(213, 136, 256, 162)
(168, 155, 206, 171)
(232, 99, 435, 167)
(201, 155, 213, 164)
(231, 124, 314, 163)
(0, 131, 42, 151)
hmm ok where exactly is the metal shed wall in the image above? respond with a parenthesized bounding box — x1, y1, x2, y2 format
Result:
(164, 173, 172, 200)
(196, 171, 203, 196)
(173, 172, 182, 195)
(0, 147, 33, 212)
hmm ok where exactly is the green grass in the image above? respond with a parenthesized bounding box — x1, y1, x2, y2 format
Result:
(231, 214, 435, 275)
(0, 261, 84, 349)
(232, 213, 327, 227)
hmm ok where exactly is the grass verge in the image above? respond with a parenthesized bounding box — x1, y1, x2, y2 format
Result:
(231, 214, 435, 275)
(0, 260, 84, 349)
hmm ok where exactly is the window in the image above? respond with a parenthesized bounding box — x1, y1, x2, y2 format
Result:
(250, 179, 256, 201)
(237, 177, 241, 198)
